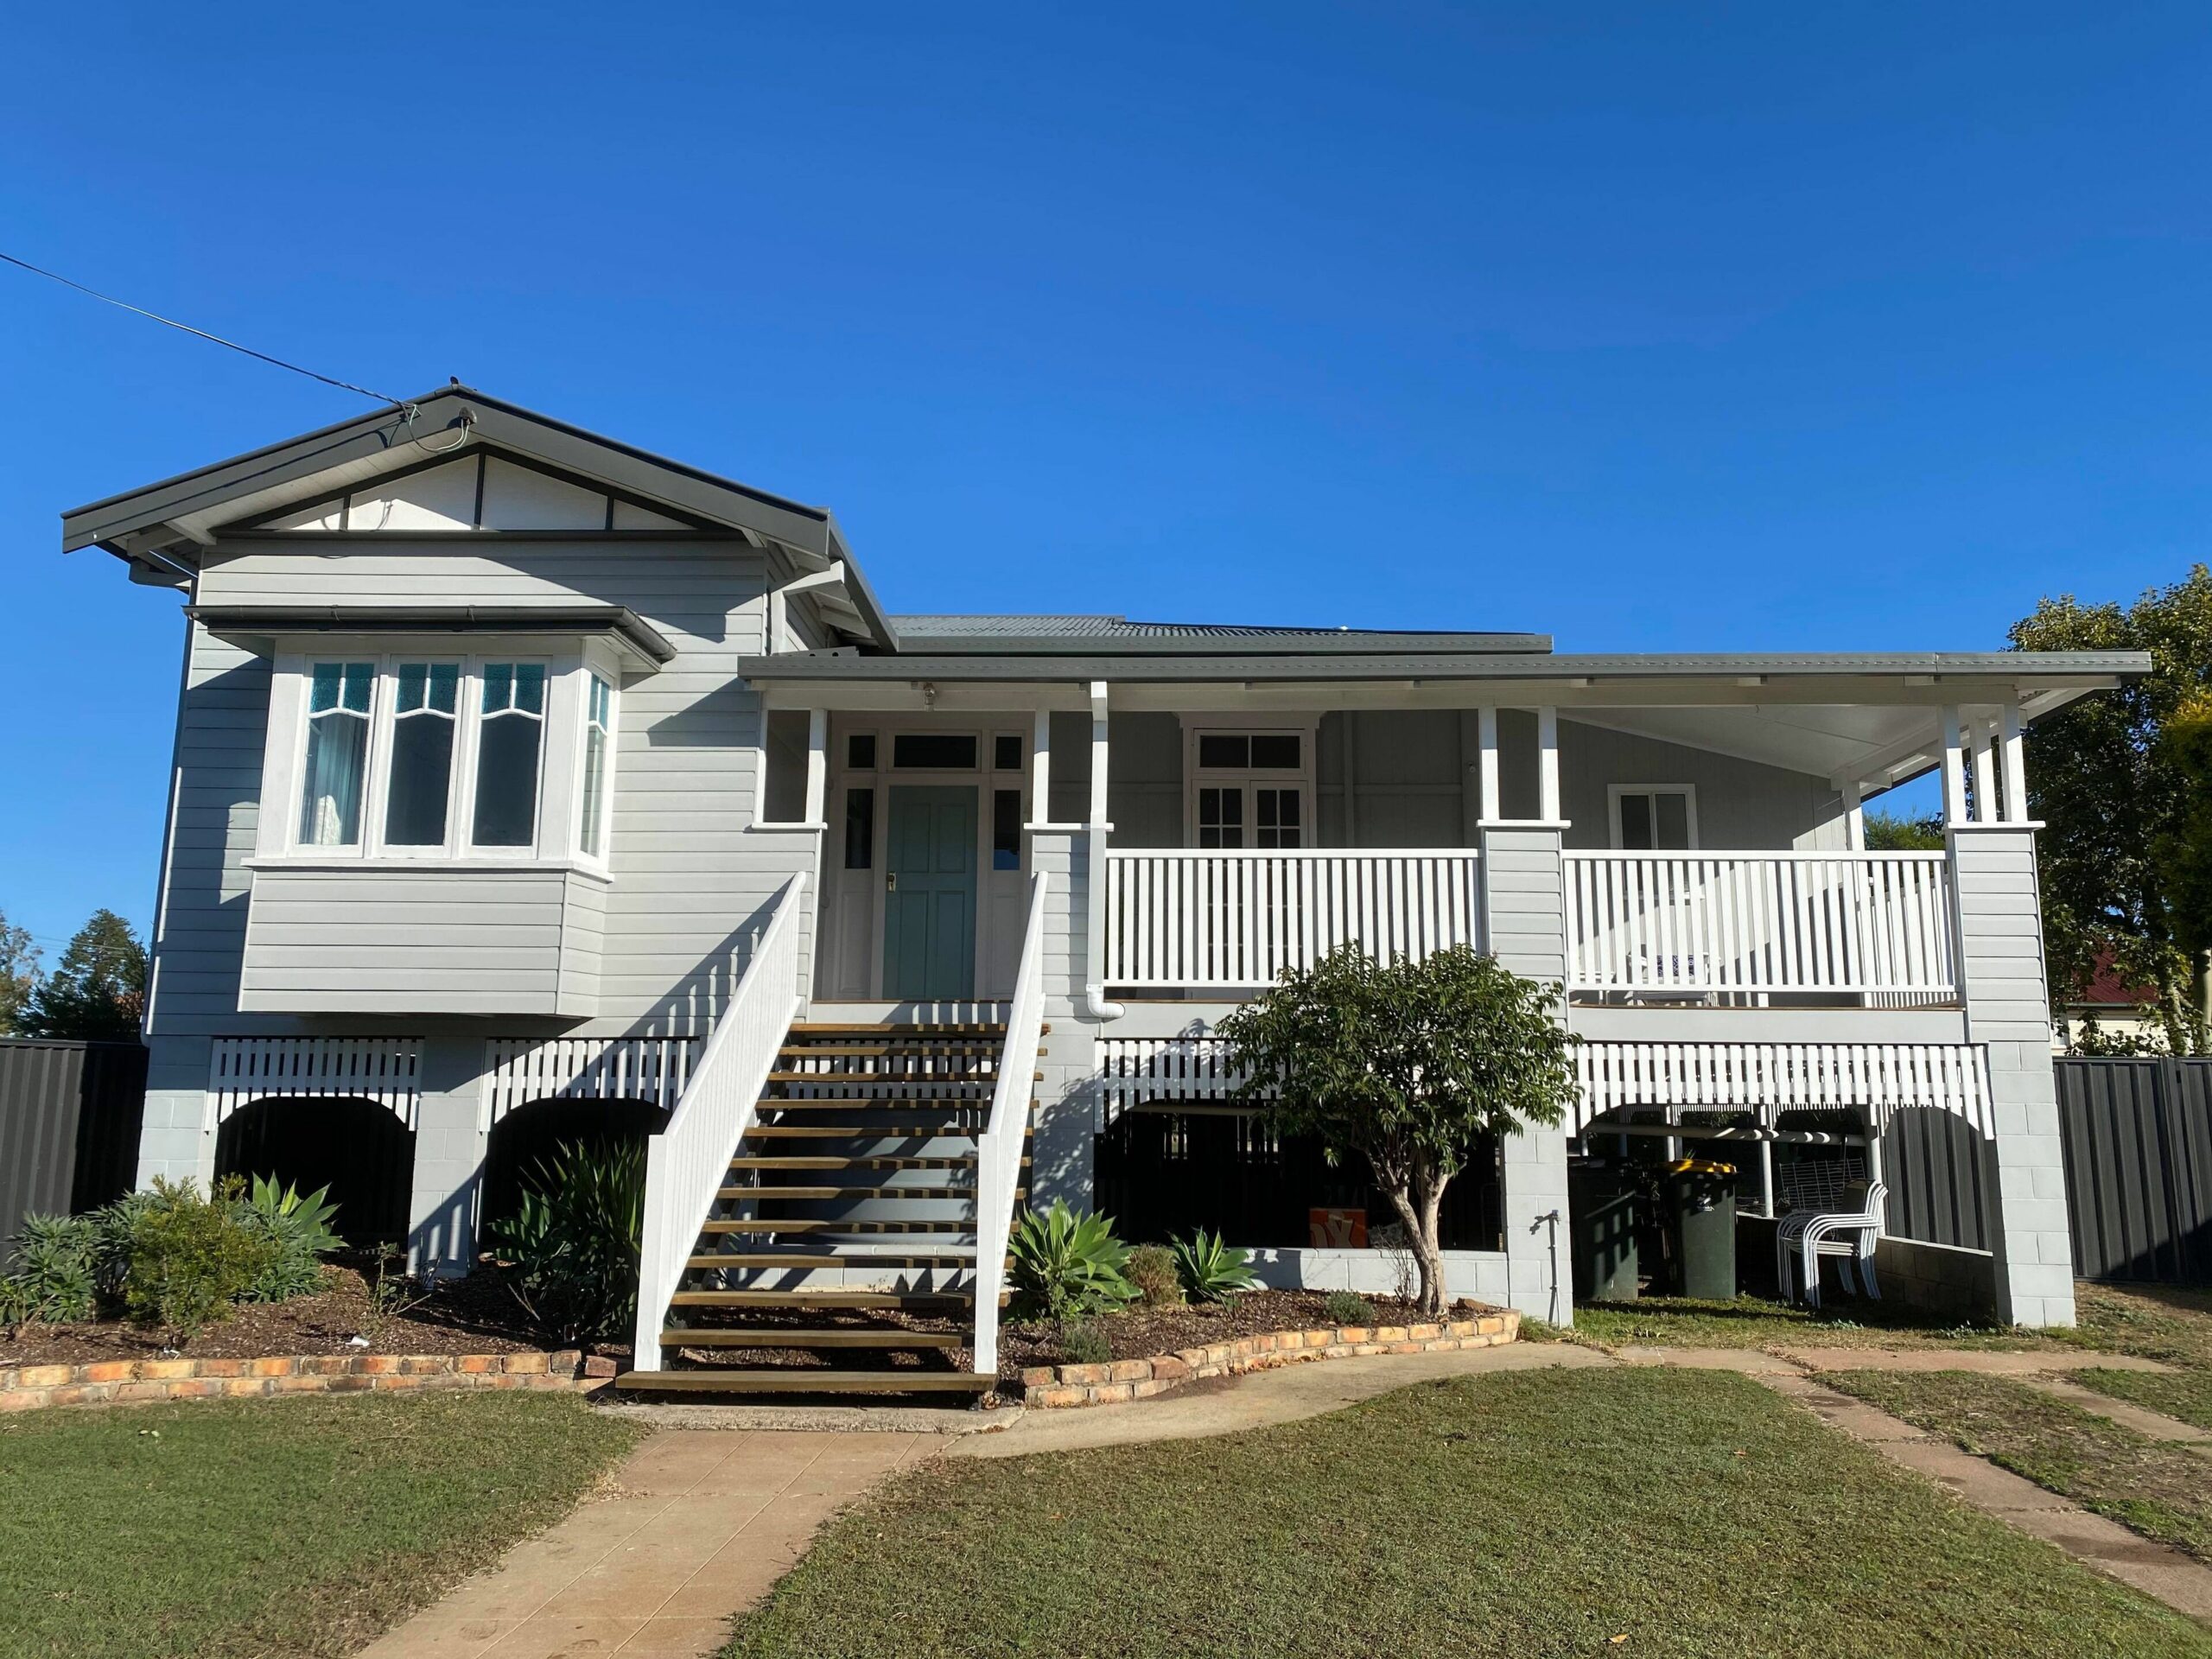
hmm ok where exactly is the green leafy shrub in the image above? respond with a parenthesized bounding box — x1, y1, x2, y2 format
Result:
(489, 1139, 645, 1343)
(1171, 1228, 1259, 1303)
(1125, 1243, 1183, 1307)
(238, 1176, 343, 1302)
(1056, 1318, 1113, 1366)
(121, 1178, 274, 1340)
(1322, 1290, 1376, 1325)
(1007, 1202, 1136, 1320)
(0, 1214, 102, 1324)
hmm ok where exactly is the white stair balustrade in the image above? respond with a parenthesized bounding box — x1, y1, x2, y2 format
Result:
(969, 870, 1052, 1375)
(1103, 849, 1483, 990)
(1562, 851, 1956, 1001)
(632, 872, 810, 1372)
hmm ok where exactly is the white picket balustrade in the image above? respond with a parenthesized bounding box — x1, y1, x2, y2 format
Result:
(632, 872, 809, 1373)
(1563, 851, 1956, 999)
(970, 870, 1052, 1375)
(1103, 849, 1483, 989)
(209, 1037, 423, 1128)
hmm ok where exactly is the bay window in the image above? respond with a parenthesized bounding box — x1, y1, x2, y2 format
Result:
(280, 654, 613, 864)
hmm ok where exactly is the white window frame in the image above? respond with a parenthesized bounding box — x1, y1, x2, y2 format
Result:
(571, 664, 620, 869)
(365, 655, 467, 859)
(1182, 722, 1316, 849)
(259, 644, 592, 871)
(1607, 784, 1700, 851)
(460, 656, 553, 857)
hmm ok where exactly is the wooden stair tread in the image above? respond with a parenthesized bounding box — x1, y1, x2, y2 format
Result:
(788, 1021, 1013, 1035)
(613, 1370, 996, 1395)
(671, 1289, 996, 1308)
(661, 1328, 965, 1349)
(766, 1071, 1036, 1084)
(685, 1251, 980, 1268)
(701, 1217, 975, 1234)
(718, 1185, 1013, 1201)
(729, 1156, 1024, 1171)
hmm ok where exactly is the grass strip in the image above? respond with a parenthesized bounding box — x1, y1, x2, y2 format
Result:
(0, 1390, 645, 1659)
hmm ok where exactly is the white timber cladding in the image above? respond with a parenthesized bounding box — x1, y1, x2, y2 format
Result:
(208, 1037, 423, 1128)
(1573, 1041, 1993, 1135)
(158, 537, 798, 1034)
(259, 454, 689, 534)
(1097, 1035, 1994, 1137)
(1561, 851, 1958, 998)
(1103, 849, 1484, 988)
(480, 1036, 700, 1124)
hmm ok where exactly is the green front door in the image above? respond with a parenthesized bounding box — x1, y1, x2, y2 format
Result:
(882, 785, 977, 1000)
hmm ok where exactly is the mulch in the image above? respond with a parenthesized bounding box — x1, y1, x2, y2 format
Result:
(0, 1258, 550, 1368)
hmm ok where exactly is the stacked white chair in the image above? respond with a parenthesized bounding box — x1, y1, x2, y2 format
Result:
(1776, 1181, 1888, 1309)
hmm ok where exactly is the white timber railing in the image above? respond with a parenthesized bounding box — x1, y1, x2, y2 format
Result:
(1103, 849, 1484, 990)
(970, 870, 1052, 1375)
(209, 1037, 423, 1128)
(1562, 851, 1956, 1001)
(632, 872, 809, 1372)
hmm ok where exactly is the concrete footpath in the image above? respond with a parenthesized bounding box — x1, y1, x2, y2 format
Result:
(359, 1338, 2212, 1655)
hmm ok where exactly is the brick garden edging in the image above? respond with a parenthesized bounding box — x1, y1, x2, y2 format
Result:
(0, 1350, 620, 1413)
(1017, 1310, 1519, 1408)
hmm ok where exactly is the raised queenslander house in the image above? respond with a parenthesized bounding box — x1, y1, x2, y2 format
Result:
(66, 389, 2145, 1396)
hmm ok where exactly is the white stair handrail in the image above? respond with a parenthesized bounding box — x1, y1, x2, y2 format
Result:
(971, 870, 1053, 1375)
(632, 871, 810, 1371)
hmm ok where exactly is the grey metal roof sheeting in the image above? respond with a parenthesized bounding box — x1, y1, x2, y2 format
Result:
(888, 615, 1554, 655)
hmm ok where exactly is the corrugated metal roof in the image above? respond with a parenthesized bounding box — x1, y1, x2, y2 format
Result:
(886, 614, 1554, 654)
(894, 614, 1424, 639)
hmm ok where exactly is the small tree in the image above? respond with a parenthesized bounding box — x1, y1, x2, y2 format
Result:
(1216, 944, 1580, 1317)
(0, 910, 38, 1035)
(24, 910, 147, 1041)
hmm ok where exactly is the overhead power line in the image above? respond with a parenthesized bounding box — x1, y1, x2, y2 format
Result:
(0, 250, 408, 410)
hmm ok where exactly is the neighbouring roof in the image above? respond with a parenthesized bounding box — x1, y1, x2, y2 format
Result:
(888, 614, 1554, 654)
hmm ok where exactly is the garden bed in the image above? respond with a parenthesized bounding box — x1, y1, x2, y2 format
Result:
(0, 1257, 546, 1368)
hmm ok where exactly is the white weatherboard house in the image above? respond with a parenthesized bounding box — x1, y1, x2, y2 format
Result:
(67, 389, 2145, 1396)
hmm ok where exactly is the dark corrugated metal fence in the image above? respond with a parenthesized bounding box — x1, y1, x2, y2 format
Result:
(0, 1039, 147, 1258)
(2057, 1057, 2212, 1286)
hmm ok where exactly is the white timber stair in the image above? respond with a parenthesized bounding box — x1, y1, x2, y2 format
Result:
(615, 1019, 1041, 1402)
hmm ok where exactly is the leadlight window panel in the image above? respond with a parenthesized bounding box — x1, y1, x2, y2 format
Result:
(892, 733, 978, 770)
(473, 663, 546, 848)
(384, 662, 461, 847)
(848, 733, 877, 770)
(993, 789, 1022, 870)
(577, 673, 614, 858)
(1198, 785, 1244, 849)
(994, 733, 1022, 771)
(298, 662, 373, 847)
(844, 786, 875, 869)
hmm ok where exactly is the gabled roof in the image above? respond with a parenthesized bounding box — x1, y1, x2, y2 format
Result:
(61, 385, 899, 650)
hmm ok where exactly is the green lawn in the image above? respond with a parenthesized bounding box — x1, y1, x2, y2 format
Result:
(1825, 1369, 2212, 1566)
(1565, 1293, 2045, 1352)
(0, 1391, 644, 1659)
(2064, 1283, 2212, 1428)
(722, 1367, 2205, 1658)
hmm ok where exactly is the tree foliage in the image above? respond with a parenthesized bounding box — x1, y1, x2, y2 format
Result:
(1862, 810, 1943, 852)
(24, 909, 147, 1041)
(2010, 566, 2212, 1052)
(0, 909, 37, 1036)
(1216, 944, 1580, 1316)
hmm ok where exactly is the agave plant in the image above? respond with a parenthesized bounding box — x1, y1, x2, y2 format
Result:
(1171, 1228, 1258, 1303)
(0, 1213, 102, 1325)
(238, 1175, 345, 1303)
(1008, 1201, 1137, 1320)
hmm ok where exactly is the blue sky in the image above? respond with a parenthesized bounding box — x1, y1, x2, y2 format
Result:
(4, 3, 2209, 951)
